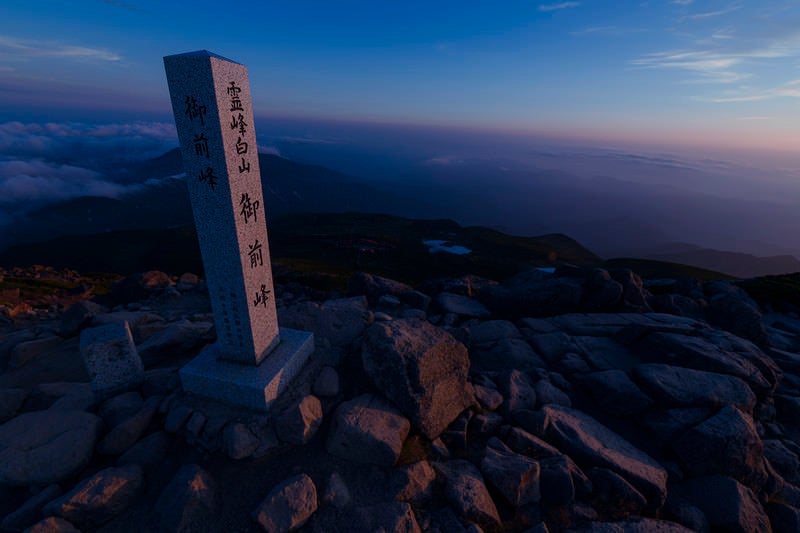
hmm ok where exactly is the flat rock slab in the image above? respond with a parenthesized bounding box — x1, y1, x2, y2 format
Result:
(435, 293, 490, 318)
(0, 410, 102, 486)
(540, 405, 668, 511)
(180, 328, 314, 412)
(80, 321, 144, 399)
(252, 473, 317, 533)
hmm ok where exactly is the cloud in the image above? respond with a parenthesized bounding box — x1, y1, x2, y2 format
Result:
(0, 35, 120, 62)
(98, 0, 145, 12)
(705, 79, 800, 102)
(538, 2, 581, 12)
(571, 26, 648, 36)
(673, 0, 694, 4)
(257, 144, 281, 156)
(679, 5, 742, 22)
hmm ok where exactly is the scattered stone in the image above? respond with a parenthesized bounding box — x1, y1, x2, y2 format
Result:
(642, 407, 716, 442)
(481, 437, 541, 507)
(280, 296, 371, 348)
(393, 460, 437, 505)
(164, 404, 193, 434)
(672, 405, 766, 489)
(525, 332, 573, 363)
(80, 321, 144, 399)
(136, 319, 212, 367)
(327, 394, 410, 466)
(764, 439, 800, 486)
(8, 335, 63, 369)
(362, 319, 473, 439)
(540, 454, 592, 506)
(505, 427, 561, 459)
(223, 422, 260, 460)
(141, 368, 179, 397)
(252, 473, 318, 533)
(436, 293, 491, 318)
(96, 396, 159, 455)
(681, 475, 771, 533)
(353, 502, 421, 533)
(580, 370, 652, 416)
(116, 431, 171, 467)
(379, 295, 402, 308)
(176, 272, 200, 291)
(588, 467, 647, 520)
(185, 411, 206, 439)
(0, 388, 27, 424)
(496, 370, 537, 415)
(25, 517, 81, 533)
(349, 272, 413, 300)
(437, 460, 502, 531)
(42, 465, 143, 529)
(472, 338, 546, 371)
(152, 464, 217, 533)
(473, 383, 503, 411)
(767, 501, 800, 533)
(322, 472, 351, 509)
(0, 410, 102, 485)
(97, 391, 144, 429)
(470, 320, 522, 344)
(276, 395, 323, 445)
(59, 300, 107, 337)
(312, 366, 340, 397)
(1, 484, 62, 532)
(534, 380, 571, 408)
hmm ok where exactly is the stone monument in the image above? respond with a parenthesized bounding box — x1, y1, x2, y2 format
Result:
(164, 50, 313, 411)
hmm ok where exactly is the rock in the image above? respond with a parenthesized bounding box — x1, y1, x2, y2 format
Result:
(473, 384, 503, 411)
(534, 380, 571, 408)
(633, 364, 756, 412)
(59, 300, 107, 337)
(25, 517, 81, 533)
(362, 319, 472, 439)
(525, 332, 574, 363)
(0, 410, 102, 486)
(587, 467, 647, 520)
(764, 439, 800, 485)
(664, 494, 710, 533)
(470, 412, 504, 438)
(485, 273, 583, 317)
(136, 319, 212, 367)
(436, 460, 502, 531)
(1, 484, 62, 532)
(349, 272, 413, 300)
(470, 320, 522, 344)
(435, 293, 491, 318)
(281, 296, 371, 348)
(185, 412, 206, 439)
(393, 461, 437, 505)
(767, 502, 800, 533)
(80, 321, 144, 399)
(353, 502, 421, 533)
(401, 290, 432, 311)
(276, 395, 323, 445)
(0, 388, 27, 424)
(573, 336, 638, 372)
(504, 427, 561, 459)
(312, 366, 339, 397)
(610, 269, 651, 313)
(117, 431, 171, 467)
(252, 473, 318, 533)
(580, 370, 652, 416)
(581, 269, 623, 312)
(98, 391, 144, 429)
(495, 370, 537, 415)
(539, 405, 668, 512)
(152, 464, 217, 533)
(164, 405, 193, 433)
(142, 368, 179, 397)
(472, 338, 546, 371)
(672, 405, 766, 489)
(540, 455, 592, 506)
(42, 465, 143, 529)
(481, 437, 541, 507)
(565, 518, 695, 532)
(327, 394, 410, 466)
(176, 272, 200, 291)
(8, 336, 63, 369)
(223, 422, 260, 460)
(681, 475, 771, 533)
(707, 288, 768, 347)
(641, 407, 715, 442)
(379, 295, 402, 308)
(322, 472, 351, 508)
(96, 397, 159, 455)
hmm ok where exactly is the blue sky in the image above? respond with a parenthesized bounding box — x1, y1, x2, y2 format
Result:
(2, 0, 800, 151)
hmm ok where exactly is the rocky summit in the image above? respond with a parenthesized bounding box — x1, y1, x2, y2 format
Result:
(2, 264, 800, 532)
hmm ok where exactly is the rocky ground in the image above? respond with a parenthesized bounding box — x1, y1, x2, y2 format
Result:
(1, 265, 800, 532)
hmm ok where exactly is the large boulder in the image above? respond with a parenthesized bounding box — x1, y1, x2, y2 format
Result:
(539, 405, 668, 511)
(42, 465, 143, 529)
(252, 473, 317, 533)
(436, 460, 502, 531)
(481, 437, 541, 507)
(0, 410, 102, 486)
(152, 464, 217, 533)
(580, 370, 652, 416)
(362, 319, 472, 439)
(681, 475, 771, 533)
(327, 394, 410, 466)
(280, 296, 372, 348)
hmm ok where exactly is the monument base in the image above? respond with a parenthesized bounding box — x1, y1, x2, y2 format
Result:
(179, 328, 314, 412)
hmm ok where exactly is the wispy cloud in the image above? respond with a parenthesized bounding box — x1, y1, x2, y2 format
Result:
(736, 116, 773, 120)
(0, 35, 121, 62)
(705, 79, 800, 102)
(631, 50, 748, 83)
(680, 5, 741, 22)
(538, 2, 581, 12)
(571, 26, 647, 36)
(673, 0, 694, 4)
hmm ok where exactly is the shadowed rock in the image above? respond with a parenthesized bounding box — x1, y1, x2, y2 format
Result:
(1, 484, 62, 532)
(580, 370, 652, 416)
(353, 502, 422, 533)
(25, 517, 81, 533)
(252, 473, 317, 533)
(275, 395, 323, 445)
(481, 437, 541, 507)
(681, 475, 772, 533)
(152, 464, 217, 533)
(436, 460, 502, 531)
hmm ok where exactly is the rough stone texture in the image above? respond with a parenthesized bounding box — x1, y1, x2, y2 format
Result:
(540, 455, 592, 507)
(472, 338, 546, 371)
(481, 437, 541, 507)
(252, 473, 318, 533)
(136, 319, 212, 367)
(473, 384, 503, 411)
(566, 518, 695, 532)
(98, 392, 144, 429)
(79, 321, 144, 399)
(152, 464, 217, 533)
(327, 394, 410, 466)
(96, 396, 159, 455)
(165, 405, 193, 433)
(505, 427, 561, 459)
(362, 319, 473, 439)
(179, 328, 314, 412)
(223, 422, 260, 460)
(436, 293, 491, 318)
(322, 472, 351, 508)
(25, 517, 81, 533)
(42, 465, 143, 529)
(1, 484, 62, 532)
(588, 467, 647, 520)
(706, 288, 769, 347)
(642, 407, 715, 442)
(0, 388, 27, 424)
(470, 320, 522, 344)
(633, 364, 757, 412)
(393, 461, 437, 505)
(672, 405, 766, 489)
(353, 502, 422, 533)
(349, 272, 413, 300)
(59, 300, 107, 337)
(764, 439, 800, 486)
(767, 502, 800, 533)
(534, 379, 572, 408)
(437, 460, 502, 531)
(275, 395, 323, 445)
(539, 405, 668, 511)
(8, 336, 63, 370)
(312, 366, 339, 397)
(116, 431, 171, 467)
(280, 297, 371, 348)
(496, 370, 537, 415)
(580, 370, 652, 416)
(0, 410, 102, 486)
(681, 475, 772, 533)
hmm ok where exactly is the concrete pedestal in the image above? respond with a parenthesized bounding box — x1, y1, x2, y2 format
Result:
(180, 328, 314, 412)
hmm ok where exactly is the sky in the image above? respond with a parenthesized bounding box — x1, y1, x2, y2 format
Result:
(1, 1, 800, 153)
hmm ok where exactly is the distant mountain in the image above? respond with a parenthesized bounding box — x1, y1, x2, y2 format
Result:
(642, 248, 800, 279)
